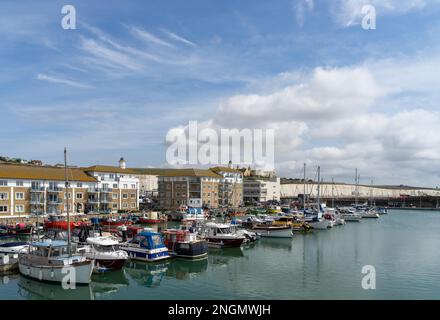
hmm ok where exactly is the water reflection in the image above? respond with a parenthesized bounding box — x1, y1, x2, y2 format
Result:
(257, 238, 293, 251)
(165, 258, 208, 280)
(208, 247, 244, 266)
(124, 260, 170, 287)
(16, 269, 130, 300)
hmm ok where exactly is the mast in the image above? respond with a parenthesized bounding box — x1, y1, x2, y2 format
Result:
(303, 163, 306, 212)
(355, 168, 358, 205)
(64, 148, 71, 257)
(332, 177, 335, 208)
(317, 166, 321, 214)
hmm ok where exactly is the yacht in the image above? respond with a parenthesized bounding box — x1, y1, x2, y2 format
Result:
(200, 222, 245, 248)
(120, 229, 171, 262)
(79, 236, 128, 271)
(18, 240, 94, 284)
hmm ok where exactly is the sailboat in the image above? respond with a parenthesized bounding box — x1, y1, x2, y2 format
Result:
(304, 166, 332, 230)
(18, 148, 94, 284)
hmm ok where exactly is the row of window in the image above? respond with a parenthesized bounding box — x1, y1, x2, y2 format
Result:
(0, 202, 137, 214)
(0, 191, 136, 201)
(0, 180, 137, 189)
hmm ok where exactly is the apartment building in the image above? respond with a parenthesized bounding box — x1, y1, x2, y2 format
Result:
(83, 158, 139, 213)
(0, 163, 97, 217)
(243, 176, 281, 204)
(158, 169, 222, 209)
(0, 157, 140, 217)
(210, 163, 244, 208)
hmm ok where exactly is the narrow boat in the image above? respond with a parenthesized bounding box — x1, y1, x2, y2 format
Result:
(79, 236, 128, 271)
(252, 225, 293, 238)
(18, 240, 94, 284)
(120, 229, 170, 262)
(0, 253, 19, 274)
(201, 222, 245, 248)
(163, 229, 208, 259)
(0, 241, 29, 254)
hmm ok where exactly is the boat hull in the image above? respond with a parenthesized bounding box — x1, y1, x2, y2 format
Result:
(18, 260, 93, 284)
(168, 241, 208, 259)
(253, 227, 293, 238)
(308, 220, 331, 230)
(94, 258, 126, 270)
(206, 237, 244, 248)
(121, 247, 171, 262)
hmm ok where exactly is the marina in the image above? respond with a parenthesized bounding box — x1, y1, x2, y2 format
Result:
(0, 209, 439, 299)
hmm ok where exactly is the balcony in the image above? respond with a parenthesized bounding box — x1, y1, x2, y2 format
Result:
(100, 188, 113, 193)
(30, 186, 45, 192)
(30, 199, 44, 205)
(88, 188, 99, 193)
(47, 187, 63, 193)
(47, 199, 63, 204)
(88, 198, 100, 204)
(100, 198, 111, 203)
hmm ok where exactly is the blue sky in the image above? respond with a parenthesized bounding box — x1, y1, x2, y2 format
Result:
(1, 0, 440, 186)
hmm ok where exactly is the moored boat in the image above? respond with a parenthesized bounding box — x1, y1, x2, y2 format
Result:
(79, 236, 128, 271)
(201, 222, 245, 248)
(252, 225, 293, 238)
(139, 211, 162, 224)
(0, 253, 19, 274)
(0, 241, 29, 254)
(163, 229, 208, 259)
(120, 229, 171, 262)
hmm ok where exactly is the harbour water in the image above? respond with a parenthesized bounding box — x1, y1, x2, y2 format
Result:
(1, 209, 439, 300)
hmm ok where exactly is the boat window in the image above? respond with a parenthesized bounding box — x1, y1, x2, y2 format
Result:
(150, 235, 163, 248)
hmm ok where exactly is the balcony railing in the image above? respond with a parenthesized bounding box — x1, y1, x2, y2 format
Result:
(30, 186, 45, 192)
(47, 187, 63, 192)
(88, 198, 100, 203)
(88, 188, 99, 193)
(47, 199, 63, 204)
(100, 198, 111, 203)
(30, 199, 44, 204)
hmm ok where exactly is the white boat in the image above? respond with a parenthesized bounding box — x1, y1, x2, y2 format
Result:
(201, 222, 246, 248)
(18, 240, 94, 284)
(305, 217, 332, 230)
(341, 212, 362, 222)
(79, 236, 128, 271)
(361, 210, 380, 219)
(252, 225, 293, 238)
(0, 241, 29, 254)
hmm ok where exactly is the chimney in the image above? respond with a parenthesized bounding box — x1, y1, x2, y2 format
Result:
(119, 157, 126, 169)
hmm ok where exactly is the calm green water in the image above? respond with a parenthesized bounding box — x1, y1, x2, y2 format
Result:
(1, 210, 439, 300)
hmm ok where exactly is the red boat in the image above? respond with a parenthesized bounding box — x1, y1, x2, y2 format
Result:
(44, 220, 77, 231)
(139, 212, 161, 224)
(100, 218, 132, 228)
(7, 223, 33, 235)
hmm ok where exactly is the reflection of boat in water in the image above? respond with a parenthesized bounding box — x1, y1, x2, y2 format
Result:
(256, 238, 293, 251)
(90, 269, 130, 298)
(124, 260, 169, 287)
(17, 276, 94, 300)
(165, 259, 208, 280)
(208, 247, 244, 266)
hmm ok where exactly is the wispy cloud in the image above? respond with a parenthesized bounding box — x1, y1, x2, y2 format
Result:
(129, 26, 175, 48)
(294, 0, 314, 27)
(36, 73, 92, 88)
(162, 29, 196, 46)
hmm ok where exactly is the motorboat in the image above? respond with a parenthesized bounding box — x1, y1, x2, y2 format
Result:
(338, 208, 363, 222)
(182, 207, 206, 222)
(18, 240, 94, 284)
(162, 228, 208, 259)
(200, 222, 245, 248)
(252, 224, 293, 238)
(304, 214, 332, 230)
(139, 211, 162, 224)
(361, 210, 380, 219)
(120, 229, 171, 262)
(0, 241, 29, 254)
(272, 216, 312, 232)
(79, 236, 128, 271)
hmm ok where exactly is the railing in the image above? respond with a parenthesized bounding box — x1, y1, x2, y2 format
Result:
(47, 199, 63, 204)
(88, 198, 100, 203)
(88, 188, 99, 193)
(30, 186, 45, 192)
(47, 187, 63, 192)
(30, 199, 44, 204)
(100, 198, 111, 203)
(100, 188, 113, 193)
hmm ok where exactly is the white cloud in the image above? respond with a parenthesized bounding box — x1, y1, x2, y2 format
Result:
(162, 29, 196, 46)
(36, 73, 92, 88)
(130, 26, 174, 48)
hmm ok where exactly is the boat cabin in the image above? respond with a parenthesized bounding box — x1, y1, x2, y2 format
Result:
(128, 231, 166, 250)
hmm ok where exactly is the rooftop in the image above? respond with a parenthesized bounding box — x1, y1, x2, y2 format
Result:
(159, 168, 222, 178)
(0, 163, 97, 182)
(83, 165, 137, 175)
(210, 166, 243, 174)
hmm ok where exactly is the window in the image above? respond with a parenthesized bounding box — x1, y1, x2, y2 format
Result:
(112, 203, 118, 209)
(130, 194, 135, 199)
(123, 184, 128, 189)
(15, 192, 24, 200)
(113, 184, 118, 188)
(112, 193, 118, 199)
(77, 203, 83, 211)
(122, 194, 128, 199)
(0, 193, 8, 200)
(77, 183, 83, 188)
(0, 180, 7, 186)
(64, 192, 71, 199)
(122, 203, 128, 208)
(15, 205, 24, 213)
(109, 174, 114, 179)
(0, 206, 8, 213)
(76, 193, 83, 199)
(131, 184, 136, 189)
(16, 181, 24, 187)
(131, 203, 136, 208)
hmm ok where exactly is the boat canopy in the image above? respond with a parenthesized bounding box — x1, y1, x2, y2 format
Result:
(86, 236, 119, 246)
(32, 240, 68, 248)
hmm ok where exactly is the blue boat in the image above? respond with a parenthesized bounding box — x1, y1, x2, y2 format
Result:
(120, 229, 170, 262)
